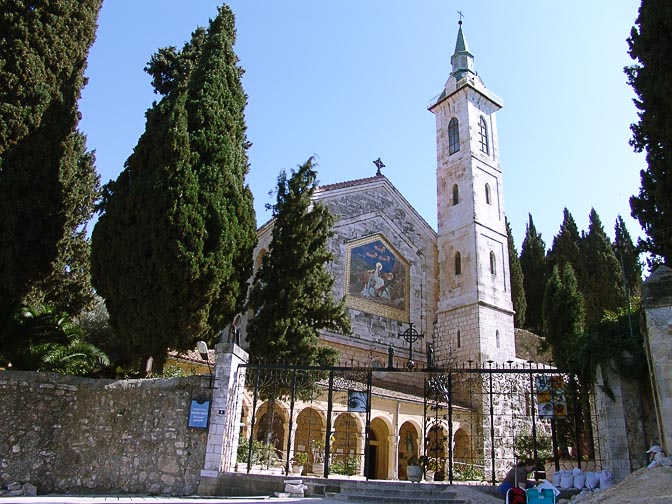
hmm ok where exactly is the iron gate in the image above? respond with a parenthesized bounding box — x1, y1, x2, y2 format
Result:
(237, 362, 602, 484)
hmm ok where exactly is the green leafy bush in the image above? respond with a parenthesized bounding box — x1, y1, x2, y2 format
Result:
(331, 456, 359, 475)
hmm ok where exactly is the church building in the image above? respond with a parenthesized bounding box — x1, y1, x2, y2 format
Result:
(229, 21, 525, 482)
(244, 19, 516, 375)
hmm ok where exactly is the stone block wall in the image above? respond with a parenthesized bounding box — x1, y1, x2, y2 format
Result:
(0, 371, 210, 495)
(642, 266, 672, 454)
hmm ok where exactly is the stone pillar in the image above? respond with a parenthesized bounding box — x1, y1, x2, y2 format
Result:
(642, 266, 672, 454)
(388, 434, 398, 480)
(201, 343, 248, 476)
(593, 366, 631, 482)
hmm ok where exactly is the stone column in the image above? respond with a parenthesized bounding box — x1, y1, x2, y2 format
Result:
(201, 343, 248, 476)
(388, 433, 398, 480)
(593, 366, 631, 482)
(642, 266, 672, 454)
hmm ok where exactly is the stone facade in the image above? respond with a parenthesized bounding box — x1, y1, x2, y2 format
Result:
(240, 175, 440, 371)
(642, 266, 672, 454)
(0, 371, 210, 496)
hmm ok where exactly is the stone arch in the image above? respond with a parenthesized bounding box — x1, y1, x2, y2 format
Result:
(427, 421, 448, 462)
(453, 427, 471, 464)
(333, 412, 364, 463)
(294, 407, 326, 465)
(254, 249, 267, 271)
(254, 401, 289, 455)
(368, 416, 391, 479)
(399, 420, 421, 480)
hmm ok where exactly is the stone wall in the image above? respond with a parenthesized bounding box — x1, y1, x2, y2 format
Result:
(591, 265, 670, 482)
(0, 371, 211, 496)
(642, 266, 672, 454)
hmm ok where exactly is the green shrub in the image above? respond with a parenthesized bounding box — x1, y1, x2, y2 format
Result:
(331, 456, 359, 475)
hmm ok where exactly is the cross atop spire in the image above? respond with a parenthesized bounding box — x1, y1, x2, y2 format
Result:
(450, 16, 475, 80)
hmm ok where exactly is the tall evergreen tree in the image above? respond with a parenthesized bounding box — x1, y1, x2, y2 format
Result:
(542, 264, 585, 370)
(91, 6, 256, 372)
(0, 0, 102, 322)
(546, 208, 582, 281)
(519, 214, 547, 335)
(613, 215, 642, 300)
(506, 218, 526, 328)
(246, 158, 351, 369)
(626, 0, 672, 267)
(542, 263, 594, 459)
(579, 209, 625, 326)
(25, 131, 100, 316)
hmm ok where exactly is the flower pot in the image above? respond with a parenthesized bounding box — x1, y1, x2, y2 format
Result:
(407, 465, 423, 483)
(312, 462, 325, 476)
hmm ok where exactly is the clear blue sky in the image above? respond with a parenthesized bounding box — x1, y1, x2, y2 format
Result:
(79, 0, 644, 251)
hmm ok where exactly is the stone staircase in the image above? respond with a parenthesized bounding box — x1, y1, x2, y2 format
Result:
(325, 480, 468, 504)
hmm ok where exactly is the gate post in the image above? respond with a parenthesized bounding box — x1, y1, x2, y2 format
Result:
(201, 343, 248, 478)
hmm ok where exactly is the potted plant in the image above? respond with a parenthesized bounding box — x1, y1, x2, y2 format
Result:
(406, 456, 424, 483)
(258, 442, 279, 472)
(425, 457, 438, 481)
(292, 451, 309, 475)
(433, 458, 446, 482)
(310, 439, 325, 476)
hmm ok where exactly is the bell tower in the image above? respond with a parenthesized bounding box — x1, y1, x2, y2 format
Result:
(428, 20, 515, 365)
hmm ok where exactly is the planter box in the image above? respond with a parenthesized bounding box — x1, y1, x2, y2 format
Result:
(407, 465, 423, 483)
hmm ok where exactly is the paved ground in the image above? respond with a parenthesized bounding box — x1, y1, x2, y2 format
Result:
(1, 496, 342, 504)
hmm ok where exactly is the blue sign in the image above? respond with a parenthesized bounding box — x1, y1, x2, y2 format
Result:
(188, 399, 210, 428)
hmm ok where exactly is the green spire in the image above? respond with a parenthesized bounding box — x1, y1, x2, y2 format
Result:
(450, 20, 475, 80)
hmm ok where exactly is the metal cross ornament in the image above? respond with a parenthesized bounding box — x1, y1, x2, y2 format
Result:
(398, 322, 423, 369)
(373, 157, 385, 176)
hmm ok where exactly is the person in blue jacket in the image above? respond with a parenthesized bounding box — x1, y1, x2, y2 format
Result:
(498, 459, 536, 498)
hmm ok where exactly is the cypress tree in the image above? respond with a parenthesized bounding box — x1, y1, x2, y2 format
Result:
(246, 157, 351, 371)
(24, 131, 100, 316)
(542, 264, 585, 370)
(246, 158, 351, 450)
(579, 209, 625, 326)
(613, 215, 642, 300)
(626, 0, 672, 267)
(506, 218, 526, 328)
(542, 263, 594, 459)
(91, 6, 256, 372)
(0, 0, 102, 321)
(547, 208, 583, 282)
(519, 214, 547, 335)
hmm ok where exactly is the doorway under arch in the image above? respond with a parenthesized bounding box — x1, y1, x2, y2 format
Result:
(368, 417, 390, 479)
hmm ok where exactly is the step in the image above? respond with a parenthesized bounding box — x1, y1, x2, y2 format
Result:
(325, 492, 467, 504)
(326, 481, 467, 504)
(336, 485, 459, 497)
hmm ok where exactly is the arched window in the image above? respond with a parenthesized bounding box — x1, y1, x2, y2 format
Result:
(485, 183, 491, 205)
(496, 329, 500, 348)
(452, 184, 459, 206)
(479, 116, 489, 155)
(449, 117, 460, 155)
(489, 251, 496, 275)
(455, 252, 462, 276)
(457, 329, 461, 348)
